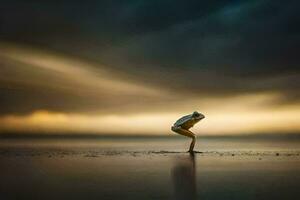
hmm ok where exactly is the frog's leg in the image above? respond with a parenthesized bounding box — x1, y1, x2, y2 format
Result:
(171, 126, 196, 153)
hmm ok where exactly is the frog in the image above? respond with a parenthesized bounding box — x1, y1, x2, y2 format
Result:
(171, 111, 205, 153)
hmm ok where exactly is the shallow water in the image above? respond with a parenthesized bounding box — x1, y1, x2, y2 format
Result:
(0, 137, 299, 200)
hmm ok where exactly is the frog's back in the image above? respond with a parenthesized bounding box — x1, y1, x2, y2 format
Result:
(173, 114, 193, 127)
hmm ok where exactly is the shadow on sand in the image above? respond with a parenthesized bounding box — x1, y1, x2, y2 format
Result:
(171, 153, 196, 200)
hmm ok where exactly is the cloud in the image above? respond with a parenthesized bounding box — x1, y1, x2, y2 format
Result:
(0, 42, 299, 116)
(0, 43, 169, 114)
(0, 1, 299, 134)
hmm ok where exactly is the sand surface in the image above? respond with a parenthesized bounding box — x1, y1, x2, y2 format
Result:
(0, 138, 300, 200)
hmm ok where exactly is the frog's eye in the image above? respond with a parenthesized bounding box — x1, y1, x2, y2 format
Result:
(192, 111, 200, 118)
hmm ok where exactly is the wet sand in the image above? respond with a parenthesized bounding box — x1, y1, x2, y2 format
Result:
(0, 138, 300, 200)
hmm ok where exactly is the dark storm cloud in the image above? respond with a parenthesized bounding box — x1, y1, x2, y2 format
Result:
(1, 0, 299, 71)
(0, 0, 299, 115)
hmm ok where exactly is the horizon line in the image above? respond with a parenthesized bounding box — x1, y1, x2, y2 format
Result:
(1, 131, 300, 140)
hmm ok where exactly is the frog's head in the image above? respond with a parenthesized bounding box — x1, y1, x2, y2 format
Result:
(192, 111, 205, 120)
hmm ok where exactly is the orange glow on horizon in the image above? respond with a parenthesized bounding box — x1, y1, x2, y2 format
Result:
(0, 102, 299, 135)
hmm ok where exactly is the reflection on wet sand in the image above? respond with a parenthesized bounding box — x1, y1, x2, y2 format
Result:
(171, 153, 196, 200)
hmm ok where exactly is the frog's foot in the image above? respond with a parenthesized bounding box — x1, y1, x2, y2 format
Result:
(187, 150, 196, 154)
(187, 150, 204, 154)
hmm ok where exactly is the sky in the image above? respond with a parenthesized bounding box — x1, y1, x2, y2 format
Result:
(0, 0, 299, 135)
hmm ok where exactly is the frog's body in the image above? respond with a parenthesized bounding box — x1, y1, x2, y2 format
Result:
(171, 111, 205, 153)
(174, 114, 202, 129)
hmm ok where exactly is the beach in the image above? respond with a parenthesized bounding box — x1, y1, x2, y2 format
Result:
(0, 137, 300, 200)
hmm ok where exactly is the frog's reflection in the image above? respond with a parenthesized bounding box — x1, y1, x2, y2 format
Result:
(171, 153, 196, 200)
